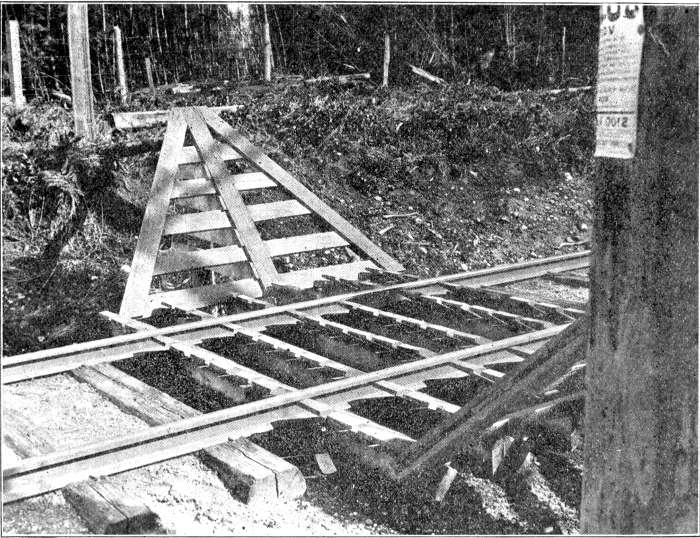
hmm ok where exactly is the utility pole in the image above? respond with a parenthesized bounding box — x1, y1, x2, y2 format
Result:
(581, 6, 698, 533)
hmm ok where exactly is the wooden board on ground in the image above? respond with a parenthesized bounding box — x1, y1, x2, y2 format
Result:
(3, 407, 165, 534)
(120, 106, 401, 318)
(70, 364, 306, 504)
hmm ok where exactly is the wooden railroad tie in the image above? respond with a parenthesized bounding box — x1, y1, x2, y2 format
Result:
(120, 106, 402, 318)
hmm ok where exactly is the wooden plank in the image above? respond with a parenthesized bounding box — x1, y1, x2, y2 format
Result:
(247, 200, 310, 221)
(148, 280, 264, 311)
(3, 340, 167, 385)
(200, 107, 403, 272)
(3, 325, 565, 503)
(120, 110, 188, 318)
(179, 143, 241, 164)
(5, 253, 589, 372)
(163, 200, 310, 236)
(153, 245, 248, 275)
(185, 108, 278, 288)
(170, 173, 276, 198)
(342, 300, 491, 345)
(266, 232, 348, 258)
(72, 364, 306, 503)
(543, 272, 590, 288)
(440, 284, 576, 324)
(110, 106, 244, 130)
(279, 261, 377, 289)
(3, 405, 316, 504)
(3, 408, 164, 533)
(395, 319, 588, 479)
(162, 210, 230, 236)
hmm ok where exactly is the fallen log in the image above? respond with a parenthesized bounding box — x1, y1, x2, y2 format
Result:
(110, 105, 243, 130)
(304, 73, 371, 84)
(408, 64, 446, 85)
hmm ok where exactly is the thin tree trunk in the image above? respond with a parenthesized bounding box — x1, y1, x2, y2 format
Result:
(581, 6, 698, 534)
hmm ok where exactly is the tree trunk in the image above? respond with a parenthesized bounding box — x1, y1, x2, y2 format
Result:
(581, 6, 698, 534)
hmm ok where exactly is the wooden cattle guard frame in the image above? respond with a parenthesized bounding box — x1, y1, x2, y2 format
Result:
(120, 106, 402, 318)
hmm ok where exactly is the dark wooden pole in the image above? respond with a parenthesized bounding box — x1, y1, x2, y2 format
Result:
(67, 4, 95, 139)
(581, 7, 698, 533)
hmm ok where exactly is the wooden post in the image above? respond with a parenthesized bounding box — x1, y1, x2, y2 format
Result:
(113, 26, 128, 104)
(5, 20, 25, 108)
(581, 7, 698, 533)
(263, 5, 272, 82)
(145, 57, 156, 99)
(382, 33, 390, 88)
(67, 4, 95, 140)
(561, 26, 567, 82)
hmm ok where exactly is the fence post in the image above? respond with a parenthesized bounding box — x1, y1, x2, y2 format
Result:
(67, 4, 95, 139)
(113, 26, 128, 104)
(145, 57, 156, 99)
(382, 33, 391, 88)
(5, 20, 26, 108)
(263, 5, 272, 82)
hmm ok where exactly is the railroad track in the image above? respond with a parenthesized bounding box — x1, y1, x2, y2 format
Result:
(3, 251, 590, 511)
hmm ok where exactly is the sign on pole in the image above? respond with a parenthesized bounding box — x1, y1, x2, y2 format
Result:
(594, 5, 645, 159)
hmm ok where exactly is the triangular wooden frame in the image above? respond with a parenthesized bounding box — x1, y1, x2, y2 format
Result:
(120, 107, 402, 318)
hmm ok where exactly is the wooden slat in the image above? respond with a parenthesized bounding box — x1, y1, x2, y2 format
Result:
(3, 325, 564, 504)
(170, 173, 276, 198)
(72, 364, 306, 503)
(247, 199, 310, 221)
(148, 280, 263, 311)
(3, 408, 164, 533)
(200, 107, 403, 272)
(163, 200, 312, 236)
(179, 143, 241, 164)
(163, 210, 230, 236)
(153, 245, 248, 275)
(185, 108, 278, 287)
(3, 340, 167, 385)
(265, 232, 348, 258)
(110, 105, 244, 130)
(279, 261, 377, 289)
(4, 253, 589, 373)
(120, 110, 188, 318)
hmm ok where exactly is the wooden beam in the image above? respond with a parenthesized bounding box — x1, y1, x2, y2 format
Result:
(3, 407, 165, 533)
(67, 4, 95, 139)
(185, 107, 278, 288)
(119, 110, 188, 318)
(110, 106, 244, 131)
(71, 364, 306, 503)
(342, 300, 491, 345)
(4, 325, 564, 494)
(5, 20, 25, 108)
(200, 107, 403, 272)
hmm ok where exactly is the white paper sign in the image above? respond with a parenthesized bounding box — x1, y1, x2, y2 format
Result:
(595, 5, 644, 159)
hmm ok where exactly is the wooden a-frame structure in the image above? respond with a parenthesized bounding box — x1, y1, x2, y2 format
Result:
(120, 107, 402, 318)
